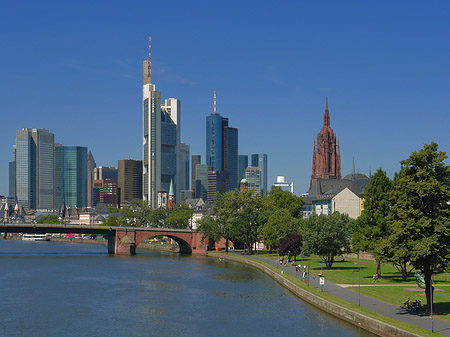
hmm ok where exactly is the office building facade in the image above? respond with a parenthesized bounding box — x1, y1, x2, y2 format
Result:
(118, 159, 143, 204)
(245, 166, 262, 197)
(143, 36, 181, 208)
(180, 143, 190, 191)
(13, 128, 55, 209)
(251, 153, 268, 196)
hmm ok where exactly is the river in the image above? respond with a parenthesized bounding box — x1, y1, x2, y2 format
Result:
(0, 240, 375, 336)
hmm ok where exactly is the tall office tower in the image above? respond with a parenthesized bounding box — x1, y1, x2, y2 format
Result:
(180, 143, 190, 191)
(310, 98, 341, 189)
(207, 170, 229, 203)
(245, 166, 262, 197)
(195, 164, 209, 200)
(142, 36, 181, 208)
(223, 126, 238, 190)
(238, 155, 248, 182)
(9, 161, 16, 199)
(93, 166, 118, 181)
(13, 128, 54, 209)
(191, 155, 201, 196)
(251, 153, 268, 196)
(205, 91, 238, 191)
(118, 159, 143, 204)
(87, 151, 96, 207)
(55, 145, 88, 208)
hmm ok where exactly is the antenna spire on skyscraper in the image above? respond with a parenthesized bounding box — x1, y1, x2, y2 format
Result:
(147, 35, 152, 80)
(214, 90, 217, 114)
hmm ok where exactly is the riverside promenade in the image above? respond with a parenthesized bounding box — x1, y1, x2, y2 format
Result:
(243, 254, 450, 336)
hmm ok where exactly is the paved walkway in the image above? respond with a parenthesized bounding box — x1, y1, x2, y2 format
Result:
(245, 254, 450, 336)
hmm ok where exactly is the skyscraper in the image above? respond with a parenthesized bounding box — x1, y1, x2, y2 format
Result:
(205, 90, 238, 192)
(55, 145, 88, 208)
(191, 154, 201, 196)
(118, 159, 143, 204)
(195, 164, 208, 200)
(143, 36, 181, 208)
(238, 155, 248, 182)
(245, 166, 262, 197)
(251, 153, 268, 196)
(180, 143, 190, 191)
(13, 128, 55, 209)
(93, 166, 118, 180)
(87, 151, 96, 207)
(310, 98, 341, 189)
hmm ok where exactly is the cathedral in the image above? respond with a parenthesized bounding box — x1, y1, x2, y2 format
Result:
(310, 98, 341, 189)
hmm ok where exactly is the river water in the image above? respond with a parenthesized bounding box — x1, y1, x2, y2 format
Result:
(0, 240, 375, 336)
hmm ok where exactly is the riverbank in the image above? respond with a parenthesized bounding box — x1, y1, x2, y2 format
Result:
(214, 252, 444, 337)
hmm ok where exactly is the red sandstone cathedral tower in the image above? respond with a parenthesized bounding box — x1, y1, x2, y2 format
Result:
(310, 98, 341, 189)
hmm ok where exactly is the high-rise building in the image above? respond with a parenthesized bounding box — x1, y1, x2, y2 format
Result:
(205, 91, 238, 193)
(9, 161, 16, 199)
(310, 98, 341, 189)
(180, 143, 190, 191)
(87, 151, 96, 207)
(195, 164, 209, 200)
(191, 154, 201, 196)
(251, 153, 268, 196)
(13, 128, 55, 210)
(142, 36, 181, 208)
(245, 166, 262, 197)
(93, 166, 118, 181)
(93, 179, 118, 207)
(207, 170, 229, 203)
(55, 145, 88, 208)
(238, 155, 248, 182)
(118, 159, 143, 204)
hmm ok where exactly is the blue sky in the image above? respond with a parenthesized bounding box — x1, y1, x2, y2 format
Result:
(1, 0, 449, 196)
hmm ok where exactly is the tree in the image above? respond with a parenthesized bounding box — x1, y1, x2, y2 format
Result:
(37, 215, 62, 224)
(302, 213, 354, 268)
(262, 186, 304, 219)
(165, 203, 193, 229)
(385, 143, 450, 315)
(352, 168, 392, 277)
(278, 234, 302, 261)
(196, 214, 222, 243)
(259, 208, 300, 252)
(119, 199, 151, 227)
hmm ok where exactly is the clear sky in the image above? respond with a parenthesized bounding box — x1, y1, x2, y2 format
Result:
(1, 0, 449, 196)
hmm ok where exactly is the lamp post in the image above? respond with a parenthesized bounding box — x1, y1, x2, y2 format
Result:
(431, 275, 434, 332)
(352, 268, 361, 306)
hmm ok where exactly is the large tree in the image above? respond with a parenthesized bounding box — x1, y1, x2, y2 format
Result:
(386, 143, 450, 315)
(278, 234, 303, 261)
(165, 203, 193, 229)
(302, 212, 354, 268)
(119, 199, 152, 227)
(352, 168, 392, 277)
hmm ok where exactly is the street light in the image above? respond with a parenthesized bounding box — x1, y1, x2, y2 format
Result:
(352, 268, 361, 306)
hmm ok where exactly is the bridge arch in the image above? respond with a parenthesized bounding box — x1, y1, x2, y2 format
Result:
(136, 233, 192, 254)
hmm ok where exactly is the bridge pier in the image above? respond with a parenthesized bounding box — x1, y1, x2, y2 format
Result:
(107, 234, 116, 254)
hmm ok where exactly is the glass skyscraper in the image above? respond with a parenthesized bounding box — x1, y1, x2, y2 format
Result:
(55, 146, 87, 208)
(238, 155, 248, 182)
(13, 128, 54, 210)
(251, 153, 268, 196)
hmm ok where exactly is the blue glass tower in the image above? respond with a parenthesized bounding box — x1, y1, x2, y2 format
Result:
(251, 153, 268, 196)
(238, 155, 248, 182)
(206, 113, 224, 171)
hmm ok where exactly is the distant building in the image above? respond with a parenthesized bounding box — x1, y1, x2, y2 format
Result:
(251, 154, 268, 196)
(142, 37, 181, 208)
(94, 166, 118, 181)
(12, 128, 55, 210)
(180, 143, 190, 191)
(206, 90, 238, 192)
(55, 145, 88, 209)
(191, 155, 201, 197)
(118, 159, 143, 204)
(180, 190, 193, 202)
(207, 170, 229, 202)
(93, 179, 118, 207)
(195, 164, 209, 200)
(245, 166, 261, 197)
(272, 175, 294, 194)
(87, 151, 96, 207)
(310, 98, 341, 189)
(238, 155, 248, 182)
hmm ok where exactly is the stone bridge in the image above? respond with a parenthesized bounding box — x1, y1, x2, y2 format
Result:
(0, 223, 213, 255)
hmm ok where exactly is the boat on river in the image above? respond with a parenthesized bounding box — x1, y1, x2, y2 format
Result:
(22, 233, 51, 241)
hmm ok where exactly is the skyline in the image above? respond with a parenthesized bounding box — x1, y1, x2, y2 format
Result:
(1, 1, 449, 196)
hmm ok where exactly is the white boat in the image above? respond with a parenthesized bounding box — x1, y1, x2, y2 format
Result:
(22, 233, 51, 241)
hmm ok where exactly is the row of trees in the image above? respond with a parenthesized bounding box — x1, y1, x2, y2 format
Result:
(106, 199, 193, 229)
(352, 142, 450, 314)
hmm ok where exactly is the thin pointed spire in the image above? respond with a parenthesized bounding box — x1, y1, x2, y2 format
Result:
(147, 35, 152, 81)
(323, 97, 330, 127)
(213, 90, 217, 114)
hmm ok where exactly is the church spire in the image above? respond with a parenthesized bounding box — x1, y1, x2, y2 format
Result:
(323, 97, 330, 127)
